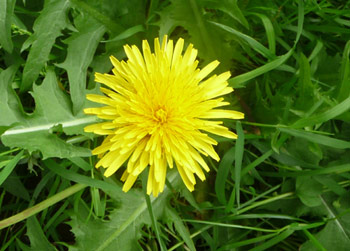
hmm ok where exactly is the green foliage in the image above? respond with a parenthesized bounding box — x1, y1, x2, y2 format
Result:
(1, 0, 350, 250)
(21, 0, 70, 92)
(1, 69, 93, 159)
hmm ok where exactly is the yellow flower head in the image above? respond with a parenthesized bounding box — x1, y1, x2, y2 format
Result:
(84, 36, 244, 197)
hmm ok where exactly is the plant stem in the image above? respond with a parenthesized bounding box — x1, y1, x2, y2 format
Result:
(0, 183, 87, 230)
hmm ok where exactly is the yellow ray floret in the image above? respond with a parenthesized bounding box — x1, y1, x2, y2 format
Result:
(84, 36, 244, 197)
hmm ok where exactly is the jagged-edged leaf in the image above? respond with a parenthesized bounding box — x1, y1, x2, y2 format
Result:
(68, 171, 181, 251)
(158, 0, 238, 66)
(68, 190, 148, 251)
(0, 0, 15, 53)
(26, 217, 57, 251)
(57, 15, 105, 115)
(21, 0, 70, 92)
(0, 64, 23, 127)
(202, 0, 249, 29)
(1, 69, 96, 159)
(164, 206, 196, 251)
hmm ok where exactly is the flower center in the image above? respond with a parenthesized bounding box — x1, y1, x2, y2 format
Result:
(154, 108, 167, 123)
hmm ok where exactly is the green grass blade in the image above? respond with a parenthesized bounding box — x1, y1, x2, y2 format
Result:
(165, 207, 196, 251)
(250, 228, 294, 251)
(218, 232, 278, 250)
(292, 96, 350, 128)
(337, 40, 350, 101)
(103, 25, 145, 43)
(247, 13, 276, 54)
(302, 229, 327, 251)
(308, 40, 323, 62)
(279, 128, 350, 149)
(0, 150, 23, 186)
(0, 0, 15, 53)
(215, 146, 235, 205)
(228, 49, 294, 87)
(0, 183, 86, 230)
(241, 150, 273, 177)
(295, 0, 304, 44)
(260, 164, 350, 177)
(210, 21, 275, 60)
(44, 159, 121, 192)
(235, 121, 244, 207)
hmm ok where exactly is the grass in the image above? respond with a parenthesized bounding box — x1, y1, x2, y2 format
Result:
(1, 0, 350, 250)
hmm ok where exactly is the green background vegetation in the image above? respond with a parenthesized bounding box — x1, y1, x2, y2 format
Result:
(1, 0, 350, 250)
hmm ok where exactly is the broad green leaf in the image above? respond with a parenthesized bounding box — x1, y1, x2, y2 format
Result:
(57, 16, 105, 115)
(296, 176, 323, 207)
(21, 0, 70, 92)
(46, 160, 191, 251)
(301, 195, 350, 251)
(64, 166, 181, 251)
(302, 229, 327, 251)
(301, 221, 350, 251)
(68, 197, 146, 251)
(69, 0, 124, 33)
(0, 0, 15, 53)
(1, 69, 95, 159)
(26, 216, 56, 251)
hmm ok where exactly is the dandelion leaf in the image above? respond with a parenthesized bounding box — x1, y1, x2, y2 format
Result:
(1, 69, 96, 159)
(21, 0, 70, 92)
(25, 217, 57, 251)
(158, 0, 239, 67)
(57, 15, 105, 115)
(68, 172, 194, 251)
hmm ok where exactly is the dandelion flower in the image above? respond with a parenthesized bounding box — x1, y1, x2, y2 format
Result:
(84, 36, 244, 197)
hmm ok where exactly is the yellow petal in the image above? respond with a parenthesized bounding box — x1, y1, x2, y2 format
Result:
(197, 60, 220, 80)
(122, 173, 138, 192)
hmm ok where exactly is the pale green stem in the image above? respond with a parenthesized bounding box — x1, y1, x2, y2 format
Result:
(0, 183, 87, 230)
(237, 192, 294, 215)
